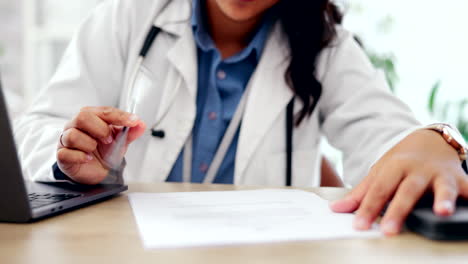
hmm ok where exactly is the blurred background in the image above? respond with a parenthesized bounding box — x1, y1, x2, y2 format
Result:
(0, 0, 467, 176)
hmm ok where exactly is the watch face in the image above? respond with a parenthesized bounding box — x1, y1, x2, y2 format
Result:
(444, 126, 468, 149)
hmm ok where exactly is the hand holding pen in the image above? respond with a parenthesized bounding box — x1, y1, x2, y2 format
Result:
(56, 106, 146, 185)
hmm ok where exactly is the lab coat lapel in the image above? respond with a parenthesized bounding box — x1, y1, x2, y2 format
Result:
(154, 1, 198, 122)
(235, 23, 294, 183)
(138, 26, 198, 182)
(165, 26, 198, 100)
(142, 3, 197, 181)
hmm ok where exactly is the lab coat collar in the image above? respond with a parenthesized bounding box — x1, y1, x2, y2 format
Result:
(151, 0, 198, 102)
(153, 0, 192, 37)
(165, 26, 198, 99)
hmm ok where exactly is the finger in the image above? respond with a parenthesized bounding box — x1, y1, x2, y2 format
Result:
(354, 166, 404, 230)
(84, 106, 140, 127)
(433, 173, 458, 216)
(65, 111, 113, 144)
(57, 148, 93, 165)
(60, 128, 98, 153)
(330, 170, 373, 213)
(380, 174, 431, 236)
(127, 121, 147, 144)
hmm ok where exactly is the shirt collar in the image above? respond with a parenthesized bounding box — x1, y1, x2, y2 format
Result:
(191, 0, 275, 62)
(191, 0, 214, 52)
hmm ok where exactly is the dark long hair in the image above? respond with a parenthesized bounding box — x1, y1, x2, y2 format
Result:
(278, 1, 343, 125)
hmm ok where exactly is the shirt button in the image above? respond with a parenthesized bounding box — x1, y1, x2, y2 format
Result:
(199, 163, 209, 173)
(208, 112, 217, 120)
(217, 70, 227, 80)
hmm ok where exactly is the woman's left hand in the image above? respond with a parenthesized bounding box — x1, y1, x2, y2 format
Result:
(330, 129, 468, 236)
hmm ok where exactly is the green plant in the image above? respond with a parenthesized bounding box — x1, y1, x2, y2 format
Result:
(354, 37, 399, 92)
(367, 51, 398, 92)
(365, 47, 467, 141)
(428, 82, 468, 141)
(356, 14, 399, 92)
(347, 4, 468, 145)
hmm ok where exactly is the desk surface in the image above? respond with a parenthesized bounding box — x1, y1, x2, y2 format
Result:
(1, 183, 467, 264)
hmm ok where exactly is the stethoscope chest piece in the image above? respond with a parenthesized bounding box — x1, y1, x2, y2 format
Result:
(151, 129, 166, 138)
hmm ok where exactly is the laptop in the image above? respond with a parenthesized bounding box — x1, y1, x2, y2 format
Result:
(0, 78, 128, 223)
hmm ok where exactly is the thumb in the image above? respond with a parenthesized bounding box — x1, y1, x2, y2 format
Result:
(96, 121, 146, 169)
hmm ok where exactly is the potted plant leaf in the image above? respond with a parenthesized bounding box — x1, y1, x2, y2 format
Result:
(428, 81, 468, 142)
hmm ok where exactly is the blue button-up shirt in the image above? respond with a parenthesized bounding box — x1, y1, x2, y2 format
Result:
(166, 0, 273, 184)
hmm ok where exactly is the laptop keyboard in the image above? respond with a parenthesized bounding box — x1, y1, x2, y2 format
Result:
(28, 193, 82, 209)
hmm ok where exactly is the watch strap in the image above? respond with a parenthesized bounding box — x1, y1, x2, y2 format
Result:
(425, 123, 468, 161)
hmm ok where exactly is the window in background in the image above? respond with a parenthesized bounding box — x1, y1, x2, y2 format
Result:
(0, 0, 23, 118)
(23, 0, 103, 105)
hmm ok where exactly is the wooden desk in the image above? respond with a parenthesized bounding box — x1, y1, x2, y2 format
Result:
(1, 183, 467, 264)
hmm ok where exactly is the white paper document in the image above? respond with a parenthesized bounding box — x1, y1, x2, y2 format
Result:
(128, 189, 380, 249)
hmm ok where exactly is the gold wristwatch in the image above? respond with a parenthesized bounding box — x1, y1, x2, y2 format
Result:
(425, 123, 468, 161)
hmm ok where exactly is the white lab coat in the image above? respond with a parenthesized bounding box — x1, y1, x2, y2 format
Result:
(14, 0, 420, 187)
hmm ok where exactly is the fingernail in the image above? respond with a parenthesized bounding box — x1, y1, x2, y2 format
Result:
(105, 135, 113, 144)
(330, 196, 353, 206)
(129, 114, 139, 122)
(381, 220, 399, 235)
(86, 154, 93, 161)
(436, 200, 454, 213)
(353, 217, 370, 230)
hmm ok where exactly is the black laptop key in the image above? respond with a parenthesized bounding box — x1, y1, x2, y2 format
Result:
(28, 193, 82, 209)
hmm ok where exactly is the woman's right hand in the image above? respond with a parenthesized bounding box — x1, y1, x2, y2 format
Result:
(57, 107, 146, 185)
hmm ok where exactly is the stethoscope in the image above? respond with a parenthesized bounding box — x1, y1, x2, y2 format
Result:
(124, 3, 297, 186)
(125, 0, 191, 139)
(127, 25, 166, 139)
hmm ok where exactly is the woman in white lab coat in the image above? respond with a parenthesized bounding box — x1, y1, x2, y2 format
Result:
(14, 0, 468, 236)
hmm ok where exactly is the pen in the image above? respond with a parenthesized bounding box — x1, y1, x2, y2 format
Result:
(104, 100, 136, 183)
